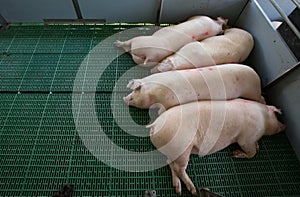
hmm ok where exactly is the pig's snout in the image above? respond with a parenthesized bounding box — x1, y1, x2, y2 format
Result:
(151, 63, 173, 74)
(278, 122, 286, 133)
(159, 63, 173, 72)
(150, 66, 160, 74)
(160, 59, 174, 71)
(123, 95, 132, 106)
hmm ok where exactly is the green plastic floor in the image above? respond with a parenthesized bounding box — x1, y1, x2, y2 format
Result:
(0, 24, 300, 196)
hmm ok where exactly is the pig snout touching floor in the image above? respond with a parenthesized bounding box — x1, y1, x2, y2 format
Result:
(123, 64, 265, 112)
(114, 16, 227, 66)
(147, 99, 285, 195)
(151, 28, 254, 73)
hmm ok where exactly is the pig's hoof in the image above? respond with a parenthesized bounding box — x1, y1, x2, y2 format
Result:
(189, 186, 197, 196)
(175, 182, 182, 196)
(114, 40, 123, 47)
(185, 183, 197, 196)
(231, 150, 248, 158)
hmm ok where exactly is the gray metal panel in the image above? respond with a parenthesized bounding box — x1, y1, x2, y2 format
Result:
(257, 0, 296, 21)
(78, 0, 159, 23)
(235, 0, 298, 87)
(236, 0, 300, 160)
(0, 0, 77, 23)
(266, 66, 300, 160)
(160, 0, 248, 25)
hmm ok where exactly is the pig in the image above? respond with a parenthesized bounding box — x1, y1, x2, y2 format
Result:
(147, 99, 286, 195)
(123, 64, 265, 114)
(114, 16, 227, 66)
(151, 28, 254, 73)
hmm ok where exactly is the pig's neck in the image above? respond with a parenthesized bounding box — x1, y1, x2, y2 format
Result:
(150, 87, 175, 110)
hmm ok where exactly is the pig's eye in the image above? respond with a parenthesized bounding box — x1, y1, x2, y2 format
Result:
(135, 85, 141, 91)
(129, 97, 133, 101)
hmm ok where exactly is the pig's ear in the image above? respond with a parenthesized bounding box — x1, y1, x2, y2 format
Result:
(133, 83, 142, 91)
(268, 106, 282, 115)
(274, 108, 282, 115)
(127, 79, 142, 90)
(145, 123, 154, 129)
(216, 17, 229, 32)
(216, 17, 228, 26)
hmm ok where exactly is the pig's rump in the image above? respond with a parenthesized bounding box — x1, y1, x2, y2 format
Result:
(129, 36, 172, 65)
(152, 16, 225, 45)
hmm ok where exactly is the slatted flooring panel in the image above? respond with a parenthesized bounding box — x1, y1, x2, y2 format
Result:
(0, 24, 299, 196)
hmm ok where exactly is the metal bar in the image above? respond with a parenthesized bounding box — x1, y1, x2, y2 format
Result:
(269, 0, 300, 39)
(263, 62, 300, 89)
(72, 0, 83, 19)
(291, 0, 300, 10)
(155, 0, 163, 26)
(43, 19, 106, 25)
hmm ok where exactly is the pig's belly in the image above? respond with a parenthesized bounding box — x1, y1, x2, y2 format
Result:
(191, 137, 235, 156)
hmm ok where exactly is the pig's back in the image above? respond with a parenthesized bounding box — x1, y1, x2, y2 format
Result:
(143, 64, 262, 105)
(200, 28, 254, 64)
(152, 16, 221, 49)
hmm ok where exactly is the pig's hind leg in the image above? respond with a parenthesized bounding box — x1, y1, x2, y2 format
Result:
(231, 141, 259, 158)
(114, 40, 132, 52)
(168, 160, 182, 195)
(171, 153, 197, 195)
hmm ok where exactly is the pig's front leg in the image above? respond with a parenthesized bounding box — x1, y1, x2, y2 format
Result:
(231, 141, 259, 158)
(114, 40, 132, 52)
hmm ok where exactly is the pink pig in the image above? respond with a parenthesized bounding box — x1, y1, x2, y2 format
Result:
(151, 28, 254, 73)
(147, 99, 285, 195)
(123, 64, 265, 114)
(115, 16, 227, 66)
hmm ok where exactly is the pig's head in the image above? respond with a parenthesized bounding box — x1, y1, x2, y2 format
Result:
(265, 105, 286, 136)
(123, 79, 155, 109)
(215, 17, 229, 33)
